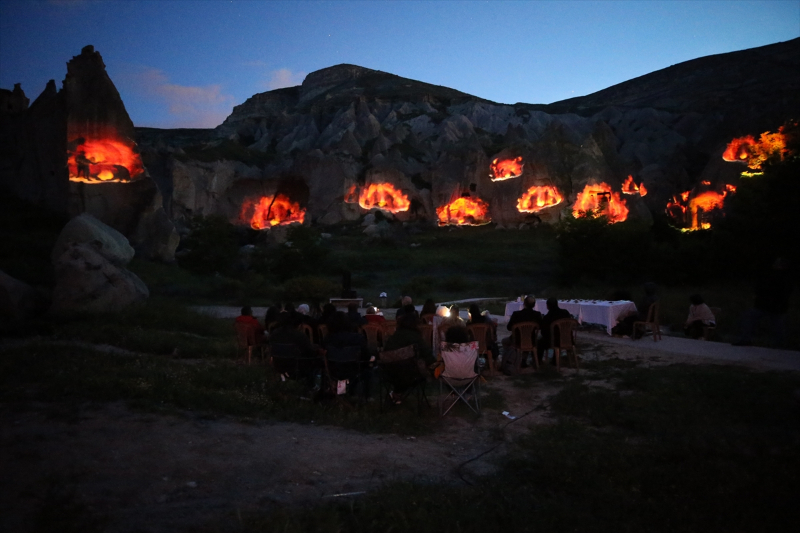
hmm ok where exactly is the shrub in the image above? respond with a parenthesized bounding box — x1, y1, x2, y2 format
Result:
(269, 225, 331, 282)
(178, 216, 240, 276)
(280, 276, 339, 304)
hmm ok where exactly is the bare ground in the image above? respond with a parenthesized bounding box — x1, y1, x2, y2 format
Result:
(1, 337, 796, 532)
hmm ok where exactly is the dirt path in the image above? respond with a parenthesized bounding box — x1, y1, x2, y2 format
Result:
(2, 337, 796, 532)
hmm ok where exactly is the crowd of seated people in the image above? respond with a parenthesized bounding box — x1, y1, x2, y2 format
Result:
(499, 295, 579, 366)
(234, 296, 528, 389)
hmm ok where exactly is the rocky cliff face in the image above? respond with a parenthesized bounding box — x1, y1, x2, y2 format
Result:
(4, 39, 797, 240)
(142, 39, 797, 231)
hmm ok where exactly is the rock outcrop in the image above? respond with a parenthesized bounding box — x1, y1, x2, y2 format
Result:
(4, 39, 798, 242)
(0, 270, 40, 322)
(0, 45, 152, 230)
(50, 242, 149, 316)
(51, 213, 135, 265)
(135, 39, 799, 230)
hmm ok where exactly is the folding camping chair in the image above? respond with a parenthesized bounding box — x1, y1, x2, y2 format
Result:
(378, 345, 429, 413)
(269, 342, 322, 383)
(438, 341, 481, 416)
(324, 345, 369, 401)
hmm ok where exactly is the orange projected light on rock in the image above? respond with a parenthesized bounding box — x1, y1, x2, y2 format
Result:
(517, 186, 563, 213)
(666, 187, 735, 231)
(490, 157, 523, 181)
(437, 195, 491, 226)
(722, 129, 788, 170)
(241, 195, 306, 230)
(344, 184, 359, 204)
(358, 183, 410, 213)
(572, 183, 628, 223)
(68, 136, 144, 183)
(621, 175, 647, 196)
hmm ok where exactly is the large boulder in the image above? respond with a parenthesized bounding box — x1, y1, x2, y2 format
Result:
(132, 207, 180, 263)
(52, 213, 135, 265)
(50, 242, 148, 316)
(0, 270, 39, 321)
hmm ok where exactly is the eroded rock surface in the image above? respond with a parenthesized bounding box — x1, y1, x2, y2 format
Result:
(50, 241, 148, 316)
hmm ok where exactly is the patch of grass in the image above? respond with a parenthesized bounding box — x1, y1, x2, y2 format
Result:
(0, 344, 441, 435)
(236, 364, 800, 532)
(52, 298, 235, 357)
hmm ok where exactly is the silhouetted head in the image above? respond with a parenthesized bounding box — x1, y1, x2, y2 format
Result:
(421, 299, 436, 315)
(328, 311, 351, 334)
(445, 326, 469, 343)
(546, 297, 559, 311)
(523, 296, 536, 309)
(398, 312, 419, 331)
(241, 306, 252, 317)
(469, 304, 481, 321)
(401, 295, 413, 307)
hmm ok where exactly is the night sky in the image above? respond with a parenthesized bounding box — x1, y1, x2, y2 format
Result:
(1, 0, 797, 129)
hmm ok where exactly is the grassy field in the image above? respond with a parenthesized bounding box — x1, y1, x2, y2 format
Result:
(229, 363, 800, 532)
(4, 334, 799, 531)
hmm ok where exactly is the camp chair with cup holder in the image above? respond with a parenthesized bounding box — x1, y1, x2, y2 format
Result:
(269, 342, 322, 384)
(323, 344, 370, 402)
(438, 341, 481, 416)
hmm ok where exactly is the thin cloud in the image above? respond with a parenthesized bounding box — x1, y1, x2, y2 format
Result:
(264, 68, 306, 90)
(126, 68, 235, 128)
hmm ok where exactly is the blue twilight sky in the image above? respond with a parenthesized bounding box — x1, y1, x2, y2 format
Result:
(1, 0, 797, 129)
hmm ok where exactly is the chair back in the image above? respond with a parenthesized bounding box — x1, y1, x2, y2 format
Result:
(512, 322, 539, 351)
(467, 323, 491, 355)
(439, 341, 479, 380)
(418, 324, 433, 352)
(379, 344, 416, 364)
(382, 320, 397, 338)
(550, 318, 578, 349)
(325, 344, 363, 363)
(324, 345, 364, 384)
(360, 323, 384, 352)
(646, 302, 659, 324)
(299, 323, 314, 342)
(235, 322, 256, 348)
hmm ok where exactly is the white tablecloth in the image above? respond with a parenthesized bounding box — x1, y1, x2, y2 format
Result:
(534, 299, 637, 335)
(504, 301, 524, 316)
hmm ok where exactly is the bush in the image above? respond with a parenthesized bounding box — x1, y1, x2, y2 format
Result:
(280, 276, 339, 304)
(269, 225, 332, 282)
(178, 216, 240, 276)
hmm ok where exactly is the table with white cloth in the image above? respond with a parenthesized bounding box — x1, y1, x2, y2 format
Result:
(533, 299, 637, 335)
(504, 301, 524, 316)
